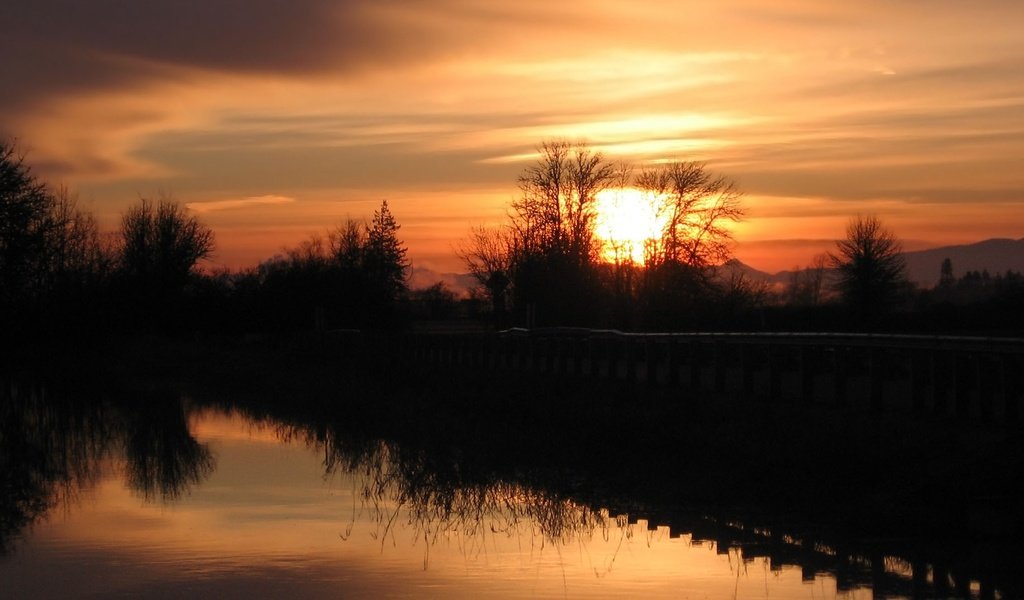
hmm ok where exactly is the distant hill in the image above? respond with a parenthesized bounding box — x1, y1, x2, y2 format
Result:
(717, 259, 782, 284)
(409, 266, 477, 295)
(723, 238, 1024, 289)
(414, 238, 1024, 295)
(901, 238, 1024, 286)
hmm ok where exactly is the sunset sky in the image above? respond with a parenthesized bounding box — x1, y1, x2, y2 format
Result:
(4, 1, 1023, 275)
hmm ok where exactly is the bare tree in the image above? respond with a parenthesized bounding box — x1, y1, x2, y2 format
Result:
(457, 142, 745, 328)
(497, 140, 619, 325)
(455, 225, 513, 320)
(635, 161, 743, 269)
(829, 215, 907, 316)
(1, 141, 110, 312)
(511, 140, 616, 265)
(0, 140, 52, 304)
(44, 186, 110, 284)
(455, 226, 512, 289)
(328, 218, 365, 272)
(786, 253, 829, 306)
(118, 196, 214, 298)
(628, 161, 745, 329)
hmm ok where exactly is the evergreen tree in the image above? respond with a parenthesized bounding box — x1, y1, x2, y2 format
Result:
(939, 257, 954, 288)
(363, 200, 409, 319)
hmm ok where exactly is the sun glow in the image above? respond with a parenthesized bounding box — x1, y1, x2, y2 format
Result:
(594, 188, 667, 264)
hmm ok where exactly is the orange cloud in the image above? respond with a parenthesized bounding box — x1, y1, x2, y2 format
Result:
(186, 195, 296, 214)
(3, 0, 1023, 274)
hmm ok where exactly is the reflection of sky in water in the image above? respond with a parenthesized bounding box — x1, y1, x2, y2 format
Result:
(1, 409, 865, 599)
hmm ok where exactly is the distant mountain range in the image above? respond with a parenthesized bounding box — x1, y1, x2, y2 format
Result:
(409, 266, 477, 293)
(412, 238, 1024, 293)
(724, 237, 1024, 288)
(900, 238, 1024, 285)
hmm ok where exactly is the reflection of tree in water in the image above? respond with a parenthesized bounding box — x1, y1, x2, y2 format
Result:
(278, 425, 621, 569)
(0, 379, 215, 553)
(122, 396, 214, 501)
(0, 379, 114, 554)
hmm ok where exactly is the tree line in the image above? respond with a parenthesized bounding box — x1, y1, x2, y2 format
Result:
(770, 216, 1023, 333)
(4, 136, 1020, 342)
(0, 139, 413, 341)
(456, 140, 750, 330)
(454, 140, 961, 332)
(456, 141, 1022, 334)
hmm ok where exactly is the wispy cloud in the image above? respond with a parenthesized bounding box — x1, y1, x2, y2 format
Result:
(186, 195, 296, 213)
(4, 0, 1024, 270)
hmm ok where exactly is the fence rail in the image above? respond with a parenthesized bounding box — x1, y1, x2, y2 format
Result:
(396, 329, 1024, 424)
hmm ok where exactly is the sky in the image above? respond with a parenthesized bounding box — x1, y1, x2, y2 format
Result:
(3, 1, 1024, 275)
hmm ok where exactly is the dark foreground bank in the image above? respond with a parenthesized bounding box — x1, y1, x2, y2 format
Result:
(5, 332, 1024, 597)
(21, 333, 1023, 538)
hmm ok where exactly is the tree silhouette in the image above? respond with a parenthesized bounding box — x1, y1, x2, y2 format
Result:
(511, 140, 616, 265)
(456, 141, 749, 329)
(118, 197, 214, 293)
(122, 396, 215, 501)
(241, 206, 412, 332)
(364, 200, 409, 299)
(116, 197, 214, 328)
(505, 141, 617, 325)
(786, 253, 829, 307)
(635, 161, 743, 269)
(829, 215, 907, 318)
(409, 282, 458, 320)
(42, 187, 110, 292)
(1, 140, 53, 307)
(455, 226, 513, 325)
(632, 161, 744, 328)
(360, 200, 410, 327)
(939, 257, 954, 289)
(329, 218, 365, 273)
(1, 141, 110, 336)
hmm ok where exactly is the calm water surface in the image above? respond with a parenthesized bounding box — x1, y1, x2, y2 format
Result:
(0, 380, 1004, 599)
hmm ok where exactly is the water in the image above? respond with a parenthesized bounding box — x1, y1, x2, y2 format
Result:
(0, 378, 1012, 598)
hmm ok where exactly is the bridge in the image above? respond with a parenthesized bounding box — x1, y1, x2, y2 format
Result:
(399, 329, 1024, 424)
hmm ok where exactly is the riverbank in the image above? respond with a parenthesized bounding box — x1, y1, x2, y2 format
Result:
(27, 334, 1020, 538)
(7, 332, 1024, 595)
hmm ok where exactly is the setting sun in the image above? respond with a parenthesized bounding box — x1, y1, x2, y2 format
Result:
(594, 188, 667, 264)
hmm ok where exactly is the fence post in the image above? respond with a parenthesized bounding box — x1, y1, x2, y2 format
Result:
(741, 344, 756, 396)
(665, 337, 678, 386)
(833, 347, 848, 407)
(868, 347, 884, 411)
(931, 350, 947, 415)
(799, 346, 814, 404)
(768, 345, 782, 402)
(713, 341, 727, 393)
(1003, 355, 1021, 422)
